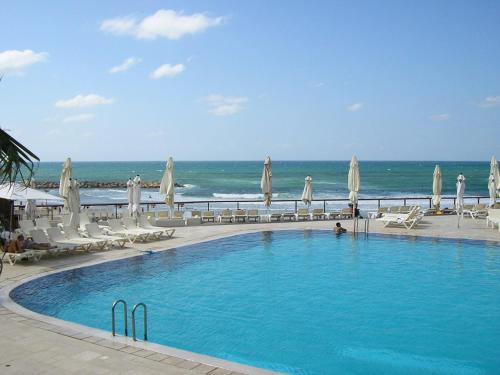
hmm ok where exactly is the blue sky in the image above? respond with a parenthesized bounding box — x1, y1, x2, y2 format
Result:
(1, 0, 499, 161)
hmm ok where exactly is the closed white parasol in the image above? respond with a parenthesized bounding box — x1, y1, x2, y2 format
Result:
(160, 157, 175, 214)
(132, 175, 141, 217)
(261, 156, 272, 208)
(59, 158, 72, 210)
(301, 176, 313, 206)
(456, 173, 466, 228)
(432, 164, 442, 209)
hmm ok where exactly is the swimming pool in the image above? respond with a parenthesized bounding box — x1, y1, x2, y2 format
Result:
(10, 231, 500, 374)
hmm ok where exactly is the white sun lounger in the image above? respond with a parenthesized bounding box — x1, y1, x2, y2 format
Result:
(2, 249, 46, 265)
(46, 227, 91, 251)
(122, 218, 157, 240)
(63, 226, 108, 250)
(79, 212, 92, 231)
(29, 229, 70, 254)
(19, 219, 35, 236)
(85, 223, 127, 248)
(486, 209, 500, 231)
(107, 219, 148, 244)
(377, 207, 422, 229)
(137, 216, 175, 239)
(35, 218, 52, 231)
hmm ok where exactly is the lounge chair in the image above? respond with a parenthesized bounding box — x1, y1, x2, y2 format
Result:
(296, 208, 310, 221)
(377, 207, 422, 229)
(107, 219, 148, 244)
(283, 212, 296, 221)
(122, 218, 156, 241)
(79, 212, 92, 231)
(1, 247, 46, 265)
(399, 206, 412, 214)
(486, 209, 500, 231)
(218, 209, 233, 223)
(340, 208, 353, 219)
(464, 204, 488, 219)
(388, 206, 399, 214)
(328, 210, 341, 220)
(247, 209, 260, 222)
(47, 227, 91, 251)
(138, 216, 175, 238)
(269, 213, 282, 222)
(85, 223, 127, 248)
(29, 229, 70, 254)
(63, 226, 108, 250)
(18, 219, 35, 236)
(172, 211, 184, 219)
(191, 210, 202, 218)
(233, 209, 247, 222)
(312, 208, 326, 220)
(35, 218, 52, 231)
(201, 211, 215, 223)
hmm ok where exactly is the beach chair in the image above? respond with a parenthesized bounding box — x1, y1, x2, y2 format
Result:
(464, 204, 488, 219)
(35, 218, 52, 231)
(138, 216, 175, 239)
(399, 206, 412, 214)
(388, 206, 399, 214)
(486, 209, 500, 231)
(269, 213, 282, 222)
(122, 218, 155, 241)
(296, 208, 310, 221)
(340, 208, 353, 219)
(18, 219, 35, 236)
(47, 227, 91, 251)
(107, 219, 147, 244)
(312, 208, 326, 220)
(377, 207, 422, 229)
(191, 210, 202, 218)
(1, 246, 46, 265)
(201, 211, 215, 223)
(247, 209, 260, 222)
(172, 211, 184, 219)
(328, 210, 341, 220)
(218, 209, 233, 223)
(63, 226, 107, 250)
(85, 223, 127, 248)
(79, 212, 92, 231)
(30, 229, 70, 254)
(282, 212, 295, 221)
(233, 209, 247, 222)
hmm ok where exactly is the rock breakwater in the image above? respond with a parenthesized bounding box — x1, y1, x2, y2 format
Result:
(35, 181, 185, 189)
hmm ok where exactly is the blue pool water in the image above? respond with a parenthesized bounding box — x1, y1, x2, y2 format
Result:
(11, 231, 500, 374)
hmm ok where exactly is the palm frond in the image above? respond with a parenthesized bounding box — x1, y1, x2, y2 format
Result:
(0, 128, 39, 185)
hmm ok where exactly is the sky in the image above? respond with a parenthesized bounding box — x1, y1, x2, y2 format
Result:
(1, 0, 499, 162)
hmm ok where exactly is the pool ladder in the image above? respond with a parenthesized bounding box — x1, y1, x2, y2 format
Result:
(353, 217, 370, 238)
(111, 300, 148, 341)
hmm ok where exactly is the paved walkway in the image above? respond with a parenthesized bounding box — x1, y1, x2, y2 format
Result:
(0, 215, 498, 374)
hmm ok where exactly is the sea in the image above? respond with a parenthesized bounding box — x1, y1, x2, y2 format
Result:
(32, 161, 492, 211)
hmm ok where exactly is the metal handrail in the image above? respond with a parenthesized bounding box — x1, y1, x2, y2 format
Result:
(111, 300, 128, 337)
(132, 303, 148, 341)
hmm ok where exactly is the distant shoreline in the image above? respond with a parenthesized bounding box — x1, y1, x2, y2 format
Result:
(35, 181, 185, 189)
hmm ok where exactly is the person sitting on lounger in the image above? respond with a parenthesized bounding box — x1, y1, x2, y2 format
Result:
(334, 222, 347, 234)
(7, 234, 54, 253)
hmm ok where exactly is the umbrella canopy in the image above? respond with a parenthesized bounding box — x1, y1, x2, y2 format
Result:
(491, 156, 500, 198)
(132, 175, 141, 217)
(489, 174, 496, 207)
(301, 176, 313, 206)
(432, 164, 442, 209)
(348, 156, 360, 205)
(126, 178, 133, 217)
(0, 183, 63, 202)
(261, 156, 272, 207)
(160, 157, 175, 210)
(67, 179, 81, 229)
(59, 158, 72, 208)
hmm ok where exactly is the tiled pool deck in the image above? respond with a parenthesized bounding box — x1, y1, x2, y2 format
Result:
(0, 216, 498, 374)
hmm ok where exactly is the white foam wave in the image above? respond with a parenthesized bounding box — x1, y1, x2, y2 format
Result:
(213, 193, 263, 199)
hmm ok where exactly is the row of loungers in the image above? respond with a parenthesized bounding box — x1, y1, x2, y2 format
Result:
(204, 208, 355, 223)
(376, 206, 424, 230)
(5, 216, 176, 265)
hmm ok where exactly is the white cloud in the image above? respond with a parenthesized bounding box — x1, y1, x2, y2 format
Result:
(55, 94, 115, 108)
(478, 96, 500, 108)
(347, 102, 364, 112)
(0, 49, 48, 72)
(204, 94, 248, 116)
(62, 113, 95, 123)
(109, 57, 141, 74)
(100, 9, 224, 40)
(150, 63, 185, 79)
(429, 113, 450, 121)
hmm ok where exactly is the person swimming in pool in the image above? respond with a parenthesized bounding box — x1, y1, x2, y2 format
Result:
(334, 222, 347, 234)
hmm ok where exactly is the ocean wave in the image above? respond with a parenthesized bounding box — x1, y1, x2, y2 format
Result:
(213, 193, 263, 199)
(180, 184, 196, 189)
